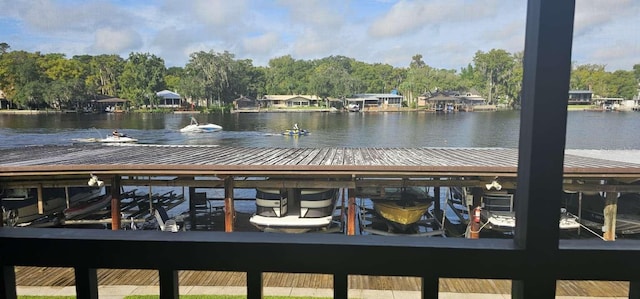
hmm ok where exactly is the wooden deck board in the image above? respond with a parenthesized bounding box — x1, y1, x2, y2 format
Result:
(13, 266, 629, 296)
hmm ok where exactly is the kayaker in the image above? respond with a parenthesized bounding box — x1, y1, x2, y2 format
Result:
(293, 123, 299, 131)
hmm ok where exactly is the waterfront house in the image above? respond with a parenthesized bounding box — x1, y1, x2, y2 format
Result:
(348, 93, 404, 111)
(233, 95, 258, 110)
(568, 90, 593, 105)
(155, 90, 182, 109)
(258, 95, 321, 108)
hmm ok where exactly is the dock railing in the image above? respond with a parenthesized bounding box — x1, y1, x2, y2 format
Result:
(2, 229, 640, 298)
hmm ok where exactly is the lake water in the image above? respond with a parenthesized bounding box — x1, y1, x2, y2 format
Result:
(1, 110, 639, 149)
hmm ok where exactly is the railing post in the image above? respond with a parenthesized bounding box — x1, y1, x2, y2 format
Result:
(74, 267, 98, 299)
(247, 270, 262, 299)
(629, 281, 640, 299)
(514, 0, 575, 298)
(422, 275, 438, 299)
(334, 272, 348, 299)
(1, 266, 17, 299)
(158, 268, 179, 299)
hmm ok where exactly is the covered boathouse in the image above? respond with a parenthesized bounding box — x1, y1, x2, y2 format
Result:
(3, 1, 640, 299)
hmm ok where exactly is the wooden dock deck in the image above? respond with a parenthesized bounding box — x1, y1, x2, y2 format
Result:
(14, 266, 627, 297)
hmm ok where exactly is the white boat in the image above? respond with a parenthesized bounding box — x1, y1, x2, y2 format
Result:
(63, 194, 112, 219)
(249, 188, 338, 233)
(180, 116, 222, 133)
(480, 192, 580, 232)
(73, 131, 138, 143)
(347, 104, 360, 112)
(2, 187, 104, 226)
(98, 134, 138, 143)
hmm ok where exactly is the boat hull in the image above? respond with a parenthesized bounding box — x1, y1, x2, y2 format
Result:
(250, 188, 338, 233)
(180, 123, 223, 133)
(63, 194, 112, 219)
(373, 200, 432, 227)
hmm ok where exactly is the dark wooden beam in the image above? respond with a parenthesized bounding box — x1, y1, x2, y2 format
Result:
(514, 0, 576, 298)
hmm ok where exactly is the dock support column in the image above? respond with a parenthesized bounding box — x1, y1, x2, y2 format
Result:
(111, 176, 121, 230)
(603, 191, 618, 241)
(37, 184, 44, 215)
(224, 177, 235, 232)
(74, 267, 98, 299)
(158, 268, 179, 299)
(347, 189, 356, 235)
(1, 266, 17, 299)
(433, 185, 441, 212)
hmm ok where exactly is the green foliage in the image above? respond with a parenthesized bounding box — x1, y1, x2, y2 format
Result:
(119, 52, 166, 108)
(0, 46, 637, 111)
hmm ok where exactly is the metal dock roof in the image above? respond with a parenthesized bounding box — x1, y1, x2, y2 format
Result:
(0, 144, 638, 179)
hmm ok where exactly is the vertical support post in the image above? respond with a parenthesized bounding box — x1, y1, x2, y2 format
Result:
(433, 185, 441, 212)
(471, 187, 482, 209)
(74, 267, 98, 299)
(65, 186, 70, 208)
(189, 187, 196, 231)
(340, 188, 346, 225)
(334, 272, 348, 299)
(513, 0, 575, 298)
(422, 275, 438, 299)
(158, 268, 179, 299)
(603, 191, 618, 241)
(224, 177, 235, 232)
(111, 175, 121, 230)
(629, 281, 640, 299)
(247, 270, 263, 299)
(347, 189, 356, 235)
(1, 266, 17, 299)
(469, 206, 481, 239)
(37, 184, 44, 214)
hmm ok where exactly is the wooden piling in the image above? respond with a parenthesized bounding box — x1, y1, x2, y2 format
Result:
(111, 176, 121, 230)
(224, 177, 235, 232)
(36, 184, 44, 214)
(603, 191, 618, 241)
(347, 189, 356, 235)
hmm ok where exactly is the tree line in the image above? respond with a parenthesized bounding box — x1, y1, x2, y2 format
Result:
(0, 42, 638, 110)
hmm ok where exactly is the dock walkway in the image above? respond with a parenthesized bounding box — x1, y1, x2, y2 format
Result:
(15, 267, 628, 298)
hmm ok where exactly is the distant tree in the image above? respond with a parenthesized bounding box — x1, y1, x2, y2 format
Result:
(84, 54, 124, 97)
(119, 52, 166, 108)
(0, 42, 10, 54)
(606, 70, 637, 99)
(473, 49, 514, 104)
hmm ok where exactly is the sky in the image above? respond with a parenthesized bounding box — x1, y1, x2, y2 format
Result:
(0, 0, 638, 72)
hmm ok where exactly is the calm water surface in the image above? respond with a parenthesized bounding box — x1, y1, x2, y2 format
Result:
(1, 110, 639, 149)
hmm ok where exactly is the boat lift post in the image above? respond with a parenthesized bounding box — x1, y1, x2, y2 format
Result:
(111, 176, 121, 230)
(224, 176, 235, 232)
(347, 188, 356, 235)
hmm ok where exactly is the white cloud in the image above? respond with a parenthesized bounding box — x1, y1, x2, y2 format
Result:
(0, 0, 637, 71)
(92, 28, 143, 54)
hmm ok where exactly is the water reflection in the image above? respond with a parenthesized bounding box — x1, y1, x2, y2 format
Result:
(0, 111, 638, 149)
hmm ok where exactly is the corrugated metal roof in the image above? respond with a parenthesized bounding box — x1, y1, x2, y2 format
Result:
(0, 144, 638, 178)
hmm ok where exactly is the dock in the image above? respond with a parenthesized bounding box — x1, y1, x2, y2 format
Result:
(14, 267, 628, 297)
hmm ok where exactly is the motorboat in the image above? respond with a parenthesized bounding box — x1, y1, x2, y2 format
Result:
(347, 104, 360, 112)
(249, 188, 338, 233)
(63, 194, 112, 219)
(372, 190, 434, 231)
(2, 187, 104, 226)
(180, 116, 222, 133)
(479, 191, 580, 233)
(98, 134, 138, 143)
(73, 131, 138, 143)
